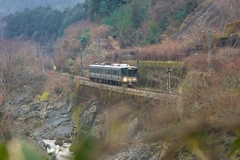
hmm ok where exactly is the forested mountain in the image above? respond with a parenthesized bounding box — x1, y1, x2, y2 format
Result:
(84, 0, 203, 47)
(4, 4, 85, 45)
(0, 0, 85, 19)
(3, 0, 239, 50)
(3, 0, 203, 48)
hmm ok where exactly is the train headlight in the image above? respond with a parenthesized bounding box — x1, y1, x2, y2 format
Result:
(133, 77, 137, 82)
(122, 77, 127, 82)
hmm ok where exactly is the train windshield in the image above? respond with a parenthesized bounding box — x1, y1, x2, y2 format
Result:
(121, 68, 127, 76)
(121, 68, 137, 77)
(128, 68, 138, 77)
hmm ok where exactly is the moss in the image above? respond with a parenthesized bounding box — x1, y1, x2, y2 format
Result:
(69, 143, 78, 152)
(71, 106, 83, 131)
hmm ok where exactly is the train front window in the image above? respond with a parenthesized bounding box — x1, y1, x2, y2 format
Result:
(121, 68, 127, 76)
(127, 68, 137, 77)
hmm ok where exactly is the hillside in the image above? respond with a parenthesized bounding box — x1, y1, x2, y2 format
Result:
(0, 0, 84, 19)
(172, 0, 240, 42)
(1, 0, 240, 159)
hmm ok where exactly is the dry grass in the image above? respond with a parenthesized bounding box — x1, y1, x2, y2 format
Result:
(42, 72, 72, 94)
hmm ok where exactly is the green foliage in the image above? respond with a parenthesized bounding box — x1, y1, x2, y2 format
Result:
(77, 28, 90, 45)
(4, 5, 85, 43)
(74, 136, 96, 160)
(130, 0, 146, 28)
(0, 143, 8, 160)
(21, 142, 42, 160)
(99, 1, 108, 14)
(65, 58, 75, 73)
(175, 2, 198, 21)
(69, 75, 76, 91)
(227, 130, 240, 157)
(5, 7, 62, 42)
(141, 17, 168, 45)
(101, 7, 134, 33)
(100, 0, 147, 47)
(83, 0, 122, 21)
(159, 17, 168, 32)
(59, 5, 86, 36)
(0, 0, 85, 19)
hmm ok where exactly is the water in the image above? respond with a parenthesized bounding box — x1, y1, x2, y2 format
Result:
(42, 139, 73, 160)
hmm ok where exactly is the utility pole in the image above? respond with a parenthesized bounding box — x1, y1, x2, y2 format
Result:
(98, 37, 101, 63)
(80, 41, 83, 77)
(203, 30, 215, 68)
(167, 68, 172, 96)
(133, 29, 142, 68)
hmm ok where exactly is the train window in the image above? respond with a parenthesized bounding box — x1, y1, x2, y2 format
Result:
(127, 68, 138, 76)
(90, 68, 94, 73)
(121, 68, 127, 76)
(101, 68, 104, 74)
(96, 68, 100, 73)
(106, 69, 110, 75)
(113, 70, 117, 75)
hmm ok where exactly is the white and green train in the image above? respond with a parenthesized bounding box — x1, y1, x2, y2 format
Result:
(89, 63, 138, 86)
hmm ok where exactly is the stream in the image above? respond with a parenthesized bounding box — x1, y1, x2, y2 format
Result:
(42, 140, 73, 160)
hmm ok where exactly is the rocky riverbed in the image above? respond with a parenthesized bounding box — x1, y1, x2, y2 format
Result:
(2, 86, 166, 160)
(3, 91, 75, 158)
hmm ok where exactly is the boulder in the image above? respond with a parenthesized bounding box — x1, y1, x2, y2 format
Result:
(55, 138, 63, 146)
(80, 101, 98, 129)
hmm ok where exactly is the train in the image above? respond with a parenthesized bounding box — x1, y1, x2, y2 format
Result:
(89, 63, 138, 86)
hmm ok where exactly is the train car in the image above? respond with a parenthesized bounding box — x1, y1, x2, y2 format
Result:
(89, 63, 138, 86)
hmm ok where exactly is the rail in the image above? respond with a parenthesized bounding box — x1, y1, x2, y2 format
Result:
(59, 73, 178, 100)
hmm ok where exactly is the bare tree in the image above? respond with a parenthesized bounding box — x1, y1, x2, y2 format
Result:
(0, 39, 46, 94)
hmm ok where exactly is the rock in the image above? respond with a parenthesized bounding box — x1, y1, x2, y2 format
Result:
(91, 114, 106, 140)
(55, 138, 63, 146)
(51, 126, 74, 139)
(125, 117, 143, 141)
(93, 114, 105, 126)
(27, 111, 40, 119)
(149, 153, 160, 160)
(30, 101, 44, 111)
(105, 145, 154, 160)
(80, 101, 98, 129)
(19, 105, 30, 114)
(67, 103, 72, 112)
(38, 139, 45, 148)
(64, 139, 72, 143)
(53, 99, 68, 110)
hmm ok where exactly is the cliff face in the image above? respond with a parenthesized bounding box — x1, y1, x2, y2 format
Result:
(71, 85, 180, 159)
(172, 0, 240, 41)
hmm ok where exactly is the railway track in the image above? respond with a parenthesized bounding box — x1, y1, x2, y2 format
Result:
(59, 73, 178, 100)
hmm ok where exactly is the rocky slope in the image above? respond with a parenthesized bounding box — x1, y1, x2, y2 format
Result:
(2, 86, 74, 158)
(172, 0, 240, 41)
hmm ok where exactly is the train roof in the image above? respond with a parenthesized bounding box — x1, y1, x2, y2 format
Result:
(89, 63, 137, 69)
